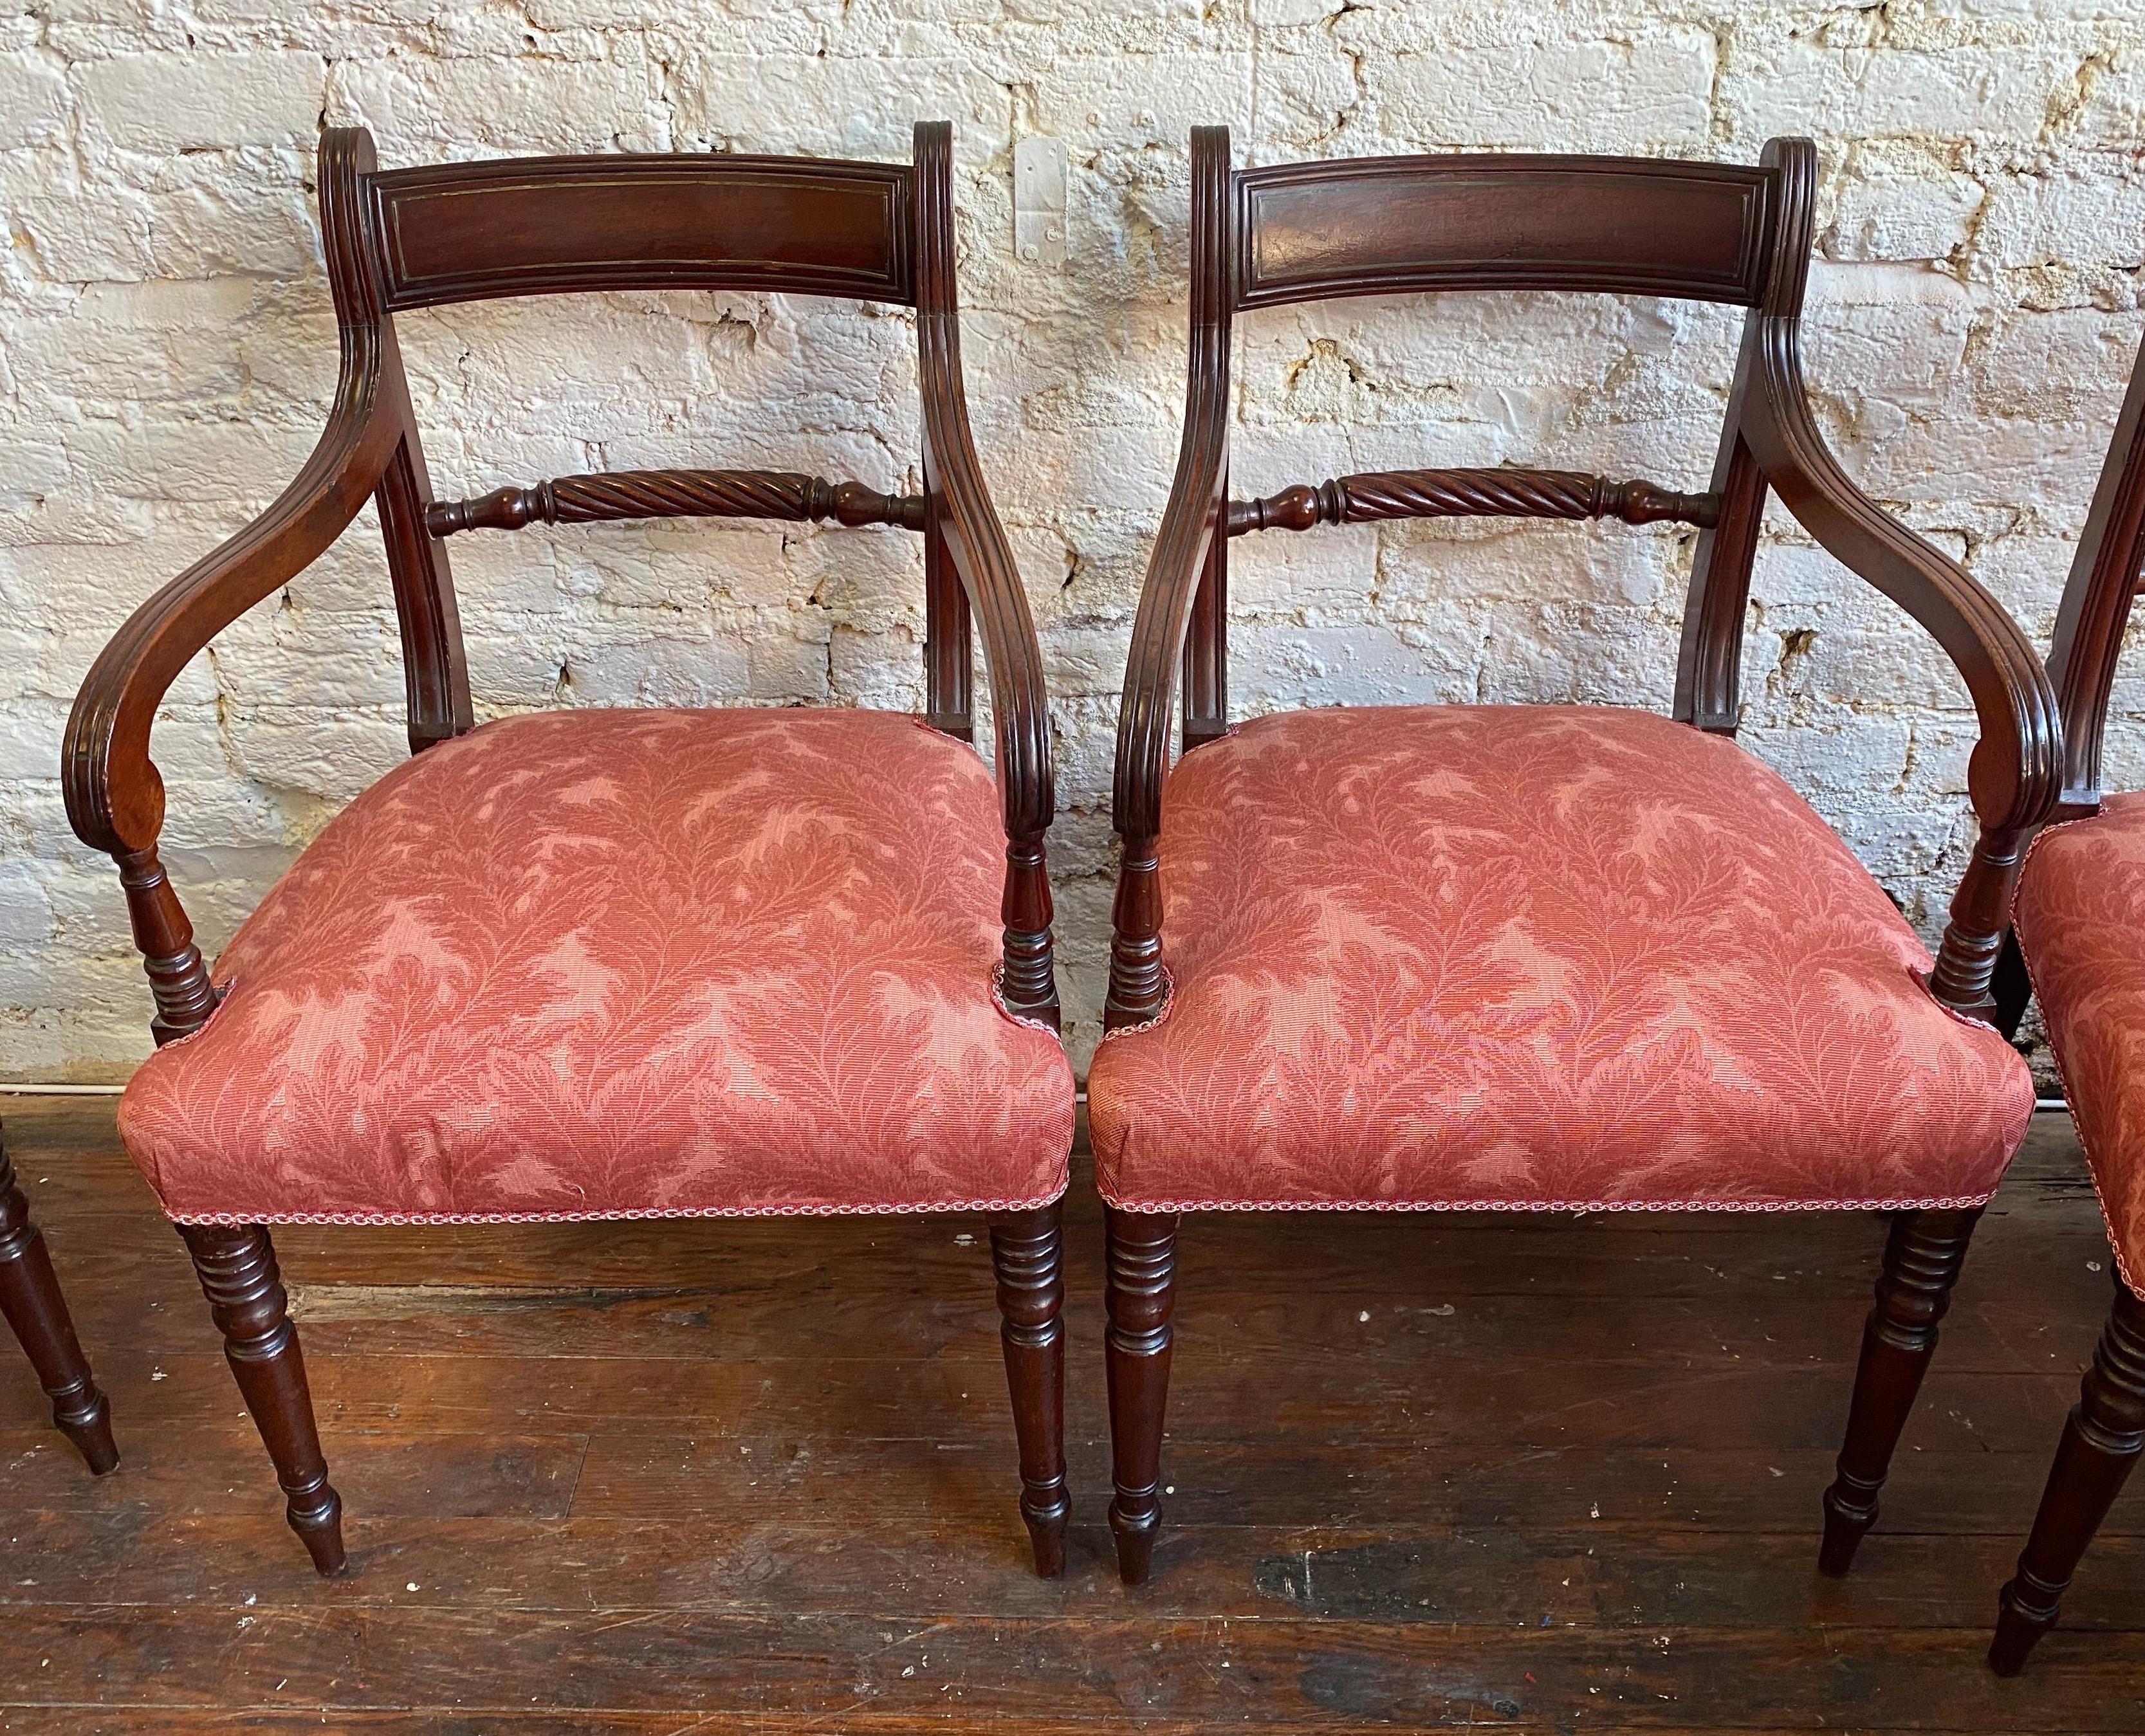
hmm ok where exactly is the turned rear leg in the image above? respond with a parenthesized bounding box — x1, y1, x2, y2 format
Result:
(989, 1202, 1069, 1576)
(1105, 1207, 1177, 1585)
(0, 1131, 116, 1474)
(1991, 1281, 2145, 1675)
(178, 1223, 345, 1575)
(1819, 1206, 1981, 1575)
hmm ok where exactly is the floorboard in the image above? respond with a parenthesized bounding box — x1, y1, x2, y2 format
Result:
(0, 1099, 2130, 1731)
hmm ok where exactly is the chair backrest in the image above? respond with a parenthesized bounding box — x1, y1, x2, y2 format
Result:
(2044, 338, 2145, 814)
(320, 122, 1058, 1022)
(62, 122, 1066, 1044)
(320, 125, 994, 759)
(1110, 127, 2059, 1035)
(1161, 130, 1814, 753)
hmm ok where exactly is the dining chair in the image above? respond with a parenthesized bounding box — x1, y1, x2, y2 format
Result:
(1985, 334, 2145, 1676)
(1085, 127, 2060, 1585)
(60, 122, 1075, 1578)
(1, 1120, 117, 1474)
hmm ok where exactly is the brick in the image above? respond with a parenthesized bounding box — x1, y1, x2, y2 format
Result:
(75, 51, 324, 152)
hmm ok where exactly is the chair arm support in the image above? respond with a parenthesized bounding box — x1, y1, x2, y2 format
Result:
(918, 320, 1054, 844)
(63, 340, 396, 857)
(911, 121, 1059, 1025)
(1745, 320, 2061, 838)
(1745, 317, 2061, 1016)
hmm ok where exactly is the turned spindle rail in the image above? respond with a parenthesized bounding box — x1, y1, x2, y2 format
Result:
(1226, 466, 1722, 536)
(424, 468, 927, 537)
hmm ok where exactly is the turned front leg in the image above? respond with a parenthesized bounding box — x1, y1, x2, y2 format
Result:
(1819, 1207, 1982, 1575)
(1105, 1207, 1178, 1584)
(179, 1223, 345, 1575)
(0, 1132, 116, 1474)
(1991, 1281, 2145, 1675)
(989, 1203, 1069, 1577)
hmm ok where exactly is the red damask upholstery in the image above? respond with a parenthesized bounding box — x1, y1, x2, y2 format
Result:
(1088, 705, 2034, 1213)
(119, 708, 1075, 1225)
(2013, 792, 2145, 1296)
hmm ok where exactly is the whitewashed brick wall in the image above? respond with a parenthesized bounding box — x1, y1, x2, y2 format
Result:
(6, 0, 2144, 1083)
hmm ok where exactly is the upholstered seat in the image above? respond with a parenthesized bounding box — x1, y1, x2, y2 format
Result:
(1088, 704, 2034, 1214)
(2012, 792, 2145, 1291)
(120, 708, 1076, 1225)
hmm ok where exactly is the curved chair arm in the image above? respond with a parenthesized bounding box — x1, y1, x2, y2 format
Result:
(1745, 320, 2061, 1013)
(1106, 128, 1236, 1027)
(63, 339, 395, 860)
(1747, 330, 2061, 839)
(59, 331, 395, 1044)
(912, 123, 1062, 1025)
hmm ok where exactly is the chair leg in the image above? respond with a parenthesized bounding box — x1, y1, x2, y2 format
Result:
(1991, 1282, 2145, 1676)
(0, 1136, 116, 1474)
(989, 1202, 1069, 1578)
(178, 1223, 345, 1575)
(1104, 1207, 1177, 1585)
(1819, 1205, 1982, 1575)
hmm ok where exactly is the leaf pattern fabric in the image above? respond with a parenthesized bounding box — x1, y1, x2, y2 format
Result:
(1087, 705, 2032, 1214)
(2013, 792, 2145, 1297)
(119, 708, 1074, 1225)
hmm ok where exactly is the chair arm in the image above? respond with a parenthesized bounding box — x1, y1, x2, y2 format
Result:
(64, 342, 396, 855)
(917, 323, 1053, 845)
(1746, 320, 2062, 836)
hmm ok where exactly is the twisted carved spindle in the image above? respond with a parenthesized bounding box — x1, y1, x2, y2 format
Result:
(116, 846, 220, 1045)
(179, 1223, 345, 1575)
(1992, 1283, 2145, 1675)
(0, 1131, 116, 1474)
(424, 470, 927, 537)
(1819, 1207, 1982, 1576)
(1226, 468, 1721, 536)
(1105, 1209, 1179, 1584)
(989, 1205, 1070, 1577)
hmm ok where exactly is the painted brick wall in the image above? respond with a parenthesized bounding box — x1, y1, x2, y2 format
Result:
(5, 0, 2143, 1082)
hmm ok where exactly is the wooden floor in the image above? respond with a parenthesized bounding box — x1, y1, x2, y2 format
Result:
(0, 1098, 2139, 1733)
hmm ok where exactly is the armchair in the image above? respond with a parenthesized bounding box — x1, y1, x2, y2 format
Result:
(62, 123, 1074, 1578)
(1086, 129, 2060, 1585)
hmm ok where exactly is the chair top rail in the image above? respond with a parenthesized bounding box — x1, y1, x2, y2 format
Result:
(1237, 152, 1775, 311)
(369, 152, 914, 311)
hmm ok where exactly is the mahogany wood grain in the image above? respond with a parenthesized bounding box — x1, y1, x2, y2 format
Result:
(988, 1202, 1070, 1577)
(1104, 1208, 1178, 1584)
(59, 122, 1064, 1574)
(371, 154, 914, 309)
(0, 1125, 115, 1475)
(424, 470, 927, 538)
(178, 1222, 345, 1576)
(1819, 1208, 1983, 1575)
(1228, 468, 1720, 535)
(1993, 1282, 2145, 1674)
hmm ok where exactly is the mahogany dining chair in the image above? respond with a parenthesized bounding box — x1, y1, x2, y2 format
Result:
(1085, 127, 2060, 1585)
(1986, 333, 2145, 1675)
(61, 122, 1074, 1577)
